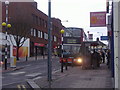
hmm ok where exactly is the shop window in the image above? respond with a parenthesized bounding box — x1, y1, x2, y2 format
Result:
(31, 28, 33, 36)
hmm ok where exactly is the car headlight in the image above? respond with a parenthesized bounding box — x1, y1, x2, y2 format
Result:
(77, 58, 82, 63)
(0, 61, 4, 65)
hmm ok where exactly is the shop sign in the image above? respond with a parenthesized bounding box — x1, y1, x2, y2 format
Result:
(34, 43, 45, 47)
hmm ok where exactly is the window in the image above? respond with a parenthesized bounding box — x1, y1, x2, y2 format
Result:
(31, 28, 33, 36)
(38, 31, 41, 37)
(33, 29, 36, 37)
(54, 36, 57, 42)
(32, 14, 36, 24)
(45, 21, 47, 28)
(36, 16, 38, 25)
(44, 33, 48, 40)
(41, 32, 43, 38)
(39, 17, 41, 26)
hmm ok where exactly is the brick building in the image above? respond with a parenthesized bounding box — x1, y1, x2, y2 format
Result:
(2, 1, 63, 57)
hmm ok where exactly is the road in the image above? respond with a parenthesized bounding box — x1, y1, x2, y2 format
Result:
(2, 57, 61, 88)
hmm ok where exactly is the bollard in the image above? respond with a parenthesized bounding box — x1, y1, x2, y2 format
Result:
(72, 58, 74, 67)
(65, 58, 68, 70)
(10, 57, 16, 68)
(61, 58, 63, 73)
(26, 55, 28, 61)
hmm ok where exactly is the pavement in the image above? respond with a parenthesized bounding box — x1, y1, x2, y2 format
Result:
(33, 63, 114, 89)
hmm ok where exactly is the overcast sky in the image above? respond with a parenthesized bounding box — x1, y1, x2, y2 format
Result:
(34, 0, 108, 44)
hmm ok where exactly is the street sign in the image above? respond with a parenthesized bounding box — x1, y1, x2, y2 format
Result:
(100, 36, 108, 40)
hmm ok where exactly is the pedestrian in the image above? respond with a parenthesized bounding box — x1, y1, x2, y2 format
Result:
(91, 49, 98, 69)
(106, 49, 111, 68)
(96, 51, 101, 67)
(101, 50, 105, 63)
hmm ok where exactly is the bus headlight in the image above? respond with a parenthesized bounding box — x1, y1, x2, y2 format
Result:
(77, 58, 82, 63)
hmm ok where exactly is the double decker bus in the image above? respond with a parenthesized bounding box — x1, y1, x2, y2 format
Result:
(58, 27, 87, 65)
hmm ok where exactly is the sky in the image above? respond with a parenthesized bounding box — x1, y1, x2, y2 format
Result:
(34, 0, 108, 44)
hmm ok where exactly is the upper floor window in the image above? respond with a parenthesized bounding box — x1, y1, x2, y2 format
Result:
(33, 29, 36, 37)
(38, 31, 41, 38)
(54, 36, 57, 42)
(44, 33, 48, 40)
(31, 28, 33, 36)
(41, 32, 43, 38)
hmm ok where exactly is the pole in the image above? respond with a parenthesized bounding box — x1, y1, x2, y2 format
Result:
(61, 34, 64, 72)
(111, 1, 114, 78)
(48, 0, 52, 88)
(4, 2, 8, 70)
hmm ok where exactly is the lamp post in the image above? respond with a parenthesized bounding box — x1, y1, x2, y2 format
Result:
(48, 0, 52, 88)
(60, 29, 65, 72)
(2, 1, 11, 70)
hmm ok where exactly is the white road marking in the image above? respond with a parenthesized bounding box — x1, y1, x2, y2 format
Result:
(25, 73, 42, 77)
(52, 69, 61, 74)
(33, 76, 42, 80)
(17, 85, 21, 90)
(21, 85, 26, 90)
(25, 64, 31, 67)
(10, 72, 26, 75)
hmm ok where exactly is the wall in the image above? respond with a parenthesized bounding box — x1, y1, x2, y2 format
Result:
(118, 1, 120, 90)
(113, 1, 119, 89)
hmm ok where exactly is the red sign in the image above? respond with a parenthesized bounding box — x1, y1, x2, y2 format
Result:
(34, 43, 45, 47)
(90, 12, 106, 27)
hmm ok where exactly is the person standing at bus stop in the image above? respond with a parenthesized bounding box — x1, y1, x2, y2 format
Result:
(101, 50, 105, 63)
(106, 49, 111, 68)
(91, 49, 100, 69)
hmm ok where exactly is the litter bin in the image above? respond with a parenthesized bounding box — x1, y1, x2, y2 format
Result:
(10, 57, 16, 68)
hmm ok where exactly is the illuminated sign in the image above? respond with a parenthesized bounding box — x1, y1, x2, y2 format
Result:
(63, 37, 81, 44)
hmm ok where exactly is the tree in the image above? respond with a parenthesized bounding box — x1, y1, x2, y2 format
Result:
(8, 2, 33, 60)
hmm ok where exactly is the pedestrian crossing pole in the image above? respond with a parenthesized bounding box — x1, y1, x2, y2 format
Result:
(1, 1, 11, 70)
(60, 29, 65, 73)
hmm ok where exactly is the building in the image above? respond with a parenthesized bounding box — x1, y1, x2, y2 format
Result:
(1, 1, 63, 58)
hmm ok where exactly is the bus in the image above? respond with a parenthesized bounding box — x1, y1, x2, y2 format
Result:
(57, 27, 88, 65)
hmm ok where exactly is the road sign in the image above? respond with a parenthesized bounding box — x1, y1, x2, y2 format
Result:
(100, 36, 108, 40)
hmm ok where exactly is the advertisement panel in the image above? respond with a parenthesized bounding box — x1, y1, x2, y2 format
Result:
(13, 46, 28, 57)
(90, 12, 106, 27)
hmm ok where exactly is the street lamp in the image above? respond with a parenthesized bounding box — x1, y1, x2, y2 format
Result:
(60, 29, 65, 72)
(1, 1, 11, 70)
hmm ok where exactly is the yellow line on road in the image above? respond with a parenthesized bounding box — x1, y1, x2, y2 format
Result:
(21, 85, 26, 90)
(17, 85, 21, 90)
